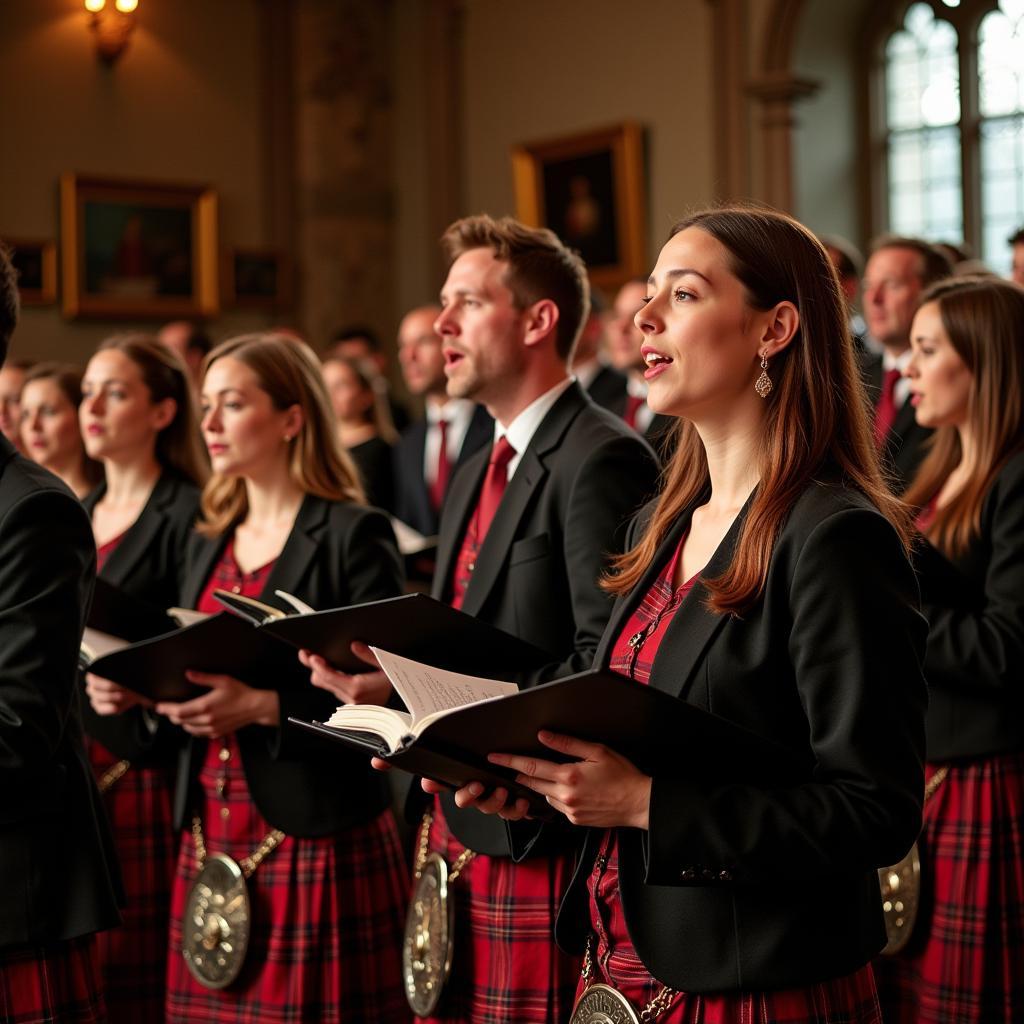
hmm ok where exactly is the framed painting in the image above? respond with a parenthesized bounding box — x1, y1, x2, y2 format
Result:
(512, 122, 647, 289)
(223, 247, 290, 311)
(4, 238, 57, 305)
(60, 173, 219, 319)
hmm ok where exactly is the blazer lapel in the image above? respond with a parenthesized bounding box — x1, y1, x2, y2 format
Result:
(259, 494, 325, 605)
(97, 475, 175, 587)
(646, 497, 752, 700)
(431, 444, 489, 600)
(182, 531, 229, 609)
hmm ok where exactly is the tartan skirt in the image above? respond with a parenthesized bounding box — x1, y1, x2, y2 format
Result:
(418, 798, 581, 1024)
(583, 830, 881, 1023)
(165, 734, 411, 1024)
(0, 935, 106, 1024)
(874, 752, 1024, 1024)
(88, 739, 177, 1024)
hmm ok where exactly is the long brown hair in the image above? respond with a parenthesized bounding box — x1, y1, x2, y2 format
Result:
(904, 277, 1024, 556)
(321, 354, 398, 443)
(22, 361, 103, 488)
(197, 333, 366, 537)
(97, 334, 209, 485)
(607, 205, 912, 614)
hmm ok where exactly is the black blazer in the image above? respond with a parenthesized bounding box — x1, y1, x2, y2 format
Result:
(80, 473, 200, 761)
(0, 438, 121, 949)
(861, 352, 932, 490)
(554, 478, 928, 992)
(348, 435, 395, 513)
(914, 449, 1024, 761)
(430, 382, 660, 854)
(605, 387, 677, 460)
(173, 495, 405, 836)
(392, 403, 493, 537)
(584, 364, 629, 413)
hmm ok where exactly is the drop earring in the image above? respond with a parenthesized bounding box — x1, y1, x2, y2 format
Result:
(754, 353, 772, 399)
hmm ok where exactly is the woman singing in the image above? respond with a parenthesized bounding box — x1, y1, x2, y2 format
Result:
(156, 332, 410, 1023)
(462, 206, 928, 1022)
(79, 334, 207, 1023)
(874, 276, 1024, 1024)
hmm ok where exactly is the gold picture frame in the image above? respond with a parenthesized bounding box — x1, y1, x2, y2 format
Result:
(5, 238, 57, 306)
(60, 173, 219, 320)
(512, 122, 647, 289)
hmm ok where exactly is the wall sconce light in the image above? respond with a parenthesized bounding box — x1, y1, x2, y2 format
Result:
(85, 0, 139, 65)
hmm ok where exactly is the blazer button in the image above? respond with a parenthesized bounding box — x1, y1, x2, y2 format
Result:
(467, 561, 475, 572)
(680, 868, 696, 880)
(718, 870, 733, 882)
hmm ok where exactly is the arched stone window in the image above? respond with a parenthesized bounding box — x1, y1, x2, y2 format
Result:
(873, 0, 1024, 272)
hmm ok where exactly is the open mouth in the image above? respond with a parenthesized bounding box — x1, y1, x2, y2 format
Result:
(443, 348, 465, 371)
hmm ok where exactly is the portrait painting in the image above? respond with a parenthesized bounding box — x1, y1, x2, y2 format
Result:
(512, 122, 647, 289)
(61, 174, 219, 319)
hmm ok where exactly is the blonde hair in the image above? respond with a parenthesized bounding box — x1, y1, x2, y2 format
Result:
(197, 332, 365, 537)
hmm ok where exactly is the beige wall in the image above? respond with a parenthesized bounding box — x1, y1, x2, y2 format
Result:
(0, 0, 273, 367)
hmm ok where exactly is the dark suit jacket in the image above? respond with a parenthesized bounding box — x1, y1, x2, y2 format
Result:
(605, 386, 677, 459)
(0, 437, 121, 949)
(349, 435, 395, 513)
(81, 473, 200, 761)
(174, 495, 404, 836)
(431, 383, 660, 854)
(555, 478, 928, 992)
(915, 449, 1024, 761)
(861, 352, 932, 490)
(584, 364, 628, 413)
(392, 404, 493, 537)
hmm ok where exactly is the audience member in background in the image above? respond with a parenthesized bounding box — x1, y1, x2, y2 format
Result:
(158, 321, 212, 391)
(392, 304, 492, 539)
(1008, 225, 1024, 287)
(874, 276, 1024, 1024)
(0, 357, 29, 452)
(570, 289, 629, 412)
(79, 334, 207, 1024)
(604, 277, 676, 455)
(821, 233, 869, 353)
(861, 235, 953, 489)
(154, 332, 409, 1024)
(326, 323, 410, 431)
(0, 241, 121, 1024)
(321, 353, 397, 512)
(19, 362, 102, 498)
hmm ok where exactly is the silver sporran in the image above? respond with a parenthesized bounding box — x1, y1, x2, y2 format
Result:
(181, 852, 251, 989)
(403, 851, 454, 1016)
(570, 983, 643, 1024)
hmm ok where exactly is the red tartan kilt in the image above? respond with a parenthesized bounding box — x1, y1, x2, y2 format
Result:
(0, 935, 106, 1024)
(573, 966, 880, 1024)
(88, 739, 176, 1023)
(874, 751, 1024, 1024)
(165, 736, 411, 1023)
(418, 797, 581, 1024)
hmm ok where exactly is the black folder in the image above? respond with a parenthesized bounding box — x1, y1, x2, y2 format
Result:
(87, 577, 179, 642)
(290, 669, 804, 815)
(217, 592, 553, 676)
(88, 611, 308, 703)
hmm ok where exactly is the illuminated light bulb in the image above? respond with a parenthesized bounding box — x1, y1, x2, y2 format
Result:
(84, 0, 106, 12)
(115, 0, 139, 10)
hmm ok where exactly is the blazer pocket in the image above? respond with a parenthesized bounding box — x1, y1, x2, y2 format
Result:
(509, 533, 550, 566)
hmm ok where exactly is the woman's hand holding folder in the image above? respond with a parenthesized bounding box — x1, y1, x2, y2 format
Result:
(299, 641, 394, 706)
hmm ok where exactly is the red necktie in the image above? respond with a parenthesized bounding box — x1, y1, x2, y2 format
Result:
(623, 394, 644, 429)
(429, 419, 451, 511)
(449, 436, 517, 609)
(874, 367, 901, 447)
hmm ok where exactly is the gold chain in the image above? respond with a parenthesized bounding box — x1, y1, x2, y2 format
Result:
(191, 814, 286, 880)
(581, 920, 677, 1021)
(924, 765, 949, 804)
(97, 758, 131, 794)
(415, 810, 477, 882)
